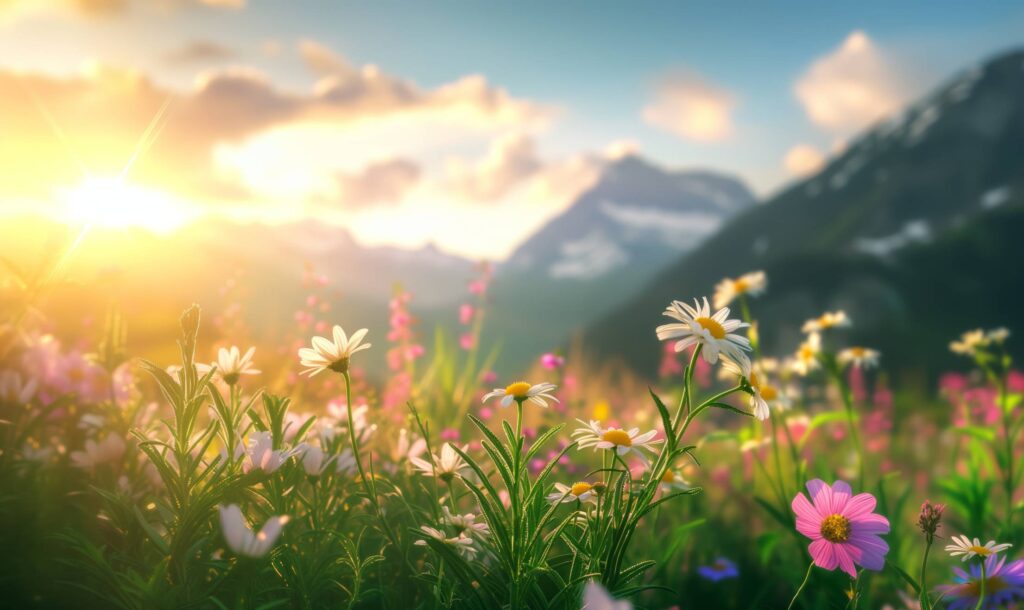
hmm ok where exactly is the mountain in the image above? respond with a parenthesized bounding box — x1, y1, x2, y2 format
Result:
(581, 48, 1024, 379)
(485, 156, 754, 370)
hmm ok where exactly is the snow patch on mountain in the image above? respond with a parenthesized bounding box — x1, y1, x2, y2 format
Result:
(853, 220, 932, 257)
(549, 230, 629, 279)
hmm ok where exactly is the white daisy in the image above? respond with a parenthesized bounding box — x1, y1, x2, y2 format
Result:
(801, 311, 851, 333)
(572, 419, 661, 460)
(409, 443, 468, 482)
(713, 270, 767, 309)
(837, 347, 881, 369)
(197, 346, 259, 385)
(655, 297, 751, 367)
(547, 481, 598, 504)
(244, 431, 299, 474)
(987, 327, 1010, 343)
(944, 535, 1012, 562)
(442, 506, 490, 539)
(70, 433, 126, 469)
(414, 526, 477, 557)
(791, 333, 821, 376)
(481, 381, 559, 408)
(218, 504, 289, 558)
(659, 469, 692, 492)
(722, 356, 777, 420)
(298, 326, 371, 376)
(950, 329, 988, 355)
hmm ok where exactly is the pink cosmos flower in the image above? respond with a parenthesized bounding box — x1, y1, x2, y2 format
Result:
(792, 479, 890, 578)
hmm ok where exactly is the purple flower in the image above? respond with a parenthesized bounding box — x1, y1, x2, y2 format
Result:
(791, 479, 890, 578)
(697, 558, 739, 582)
(937, 555, 1024, 609)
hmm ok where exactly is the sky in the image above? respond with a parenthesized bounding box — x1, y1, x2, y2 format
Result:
(0, 0, 1022, 260)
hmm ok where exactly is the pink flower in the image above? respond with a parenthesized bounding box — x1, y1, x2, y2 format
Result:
(792, 479, 890, 578)
(540, 353, 565, 370)
(459, 333, 475, 350)
(459, 304, 475, 325)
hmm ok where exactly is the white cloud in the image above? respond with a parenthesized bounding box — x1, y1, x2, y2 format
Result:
(784, 144, 826, 177)
(643, 70, 735, 142)
(795, 31, 909, 135)
(445, 133, 543, 201)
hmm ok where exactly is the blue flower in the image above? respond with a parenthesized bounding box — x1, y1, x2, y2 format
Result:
(937, 555, 1024, 609)
(697, 558, 739, 582)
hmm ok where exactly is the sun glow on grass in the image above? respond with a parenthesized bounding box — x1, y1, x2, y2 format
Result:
(59, 177, 192, 234)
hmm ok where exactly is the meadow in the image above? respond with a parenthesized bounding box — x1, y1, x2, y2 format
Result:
(1, 256, 1021, 610)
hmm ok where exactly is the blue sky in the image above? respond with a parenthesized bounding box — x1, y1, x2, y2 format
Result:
(0, 1, 1022, 258)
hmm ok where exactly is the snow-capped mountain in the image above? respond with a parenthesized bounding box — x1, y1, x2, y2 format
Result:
(583, 48, 1024, 377)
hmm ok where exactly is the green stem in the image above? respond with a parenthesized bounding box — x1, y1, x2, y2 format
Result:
(788, 562, 814, 610)
(919, 538, 933, 610)
(973, 559, 986, 610)
(671, 345, 702, 436)
(831, 364, 865, 488)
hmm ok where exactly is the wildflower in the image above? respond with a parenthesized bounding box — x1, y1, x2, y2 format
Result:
(582, 581, 632, 610)
(218, 504, 289, 558)
(391, 428, 427, 464)
(697, 557, 739, 582)
(722, 357, 778, 420)
(802, 311, 851, 333)
(837, 347, 880, 370)
(713, 270, 767, 309)
(442, 506, 490, 538)
(917, 500, 945, 540)
(950, 329, 988, 355)
(540, 353, 565, 370)
(936, 555, 1024, 610)
(0, 370, 37, 404)
(482, 381, 559, 408)
(945, 535, 1012, 562)
(244, 431, 298, 474)
(572, 419, 661, 460)
(987, 328, 1010, 343)
(548, 481, 598, 504)
(659, 469, 692, 492)
(297, 326, 371, 376)
(409, 443, 467, 482)
(70, 433, 126, 469)
(791, 479, 890, 578)
(656, 297, 751, 368)
(197, 346, 259, 385)
(415, 526, 476, 557)
(791, 333, 821, 376)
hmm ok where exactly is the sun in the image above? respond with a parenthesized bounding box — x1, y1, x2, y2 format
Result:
(59, 177, 192, 234)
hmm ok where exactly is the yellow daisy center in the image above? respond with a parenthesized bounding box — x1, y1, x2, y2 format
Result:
(733, 278, 748, 293)
(760, 385, 778, 401)
(820, 514, 851, 543)
(570, 482, 593, 497)
(661, 470, 677, 483)
(964, 576, 1008, 597)
(850, 347, 865, 358)
(601, 429, 633, 447)
(504, 381, 532, 398)
(695, 316, 726, 340)
(969, 545, 993, 557)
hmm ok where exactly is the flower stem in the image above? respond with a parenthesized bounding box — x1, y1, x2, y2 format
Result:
(973, 559, 986, 610)
(788, 562, 814, 610)
(919, 538, 933, 610)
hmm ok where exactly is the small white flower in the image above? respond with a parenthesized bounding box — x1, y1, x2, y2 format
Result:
(392, 428, 427, 463)
(244, 431, 299, 474)
(659, 469, 691, 492)
(197, 346, 259, 384)
(944, 535, 1012, 562)
(70, 433, 126, 469)
(722, 356, 778, 420)
(298, 326, 371, 377)
(791, 333, 821, 376)
(547, 481, 598, 504)
(713, 270, 767, 309)
(950, 329, 989, 355)
(442, 506, 490, 539)
(414, 525, 477, 557)
(572, 419, 661, 460)
(482, 381, 559, 408)
(801, 311, 851, 333)
(656, 297, 751, 368)
(583, 580, 633, 610)
(218, 504, 289, 558)
(987, 327, 1010, 343)
(837, 347, 881, 369)
(0, 370, 38, 404)
(409, 443, 468, 482)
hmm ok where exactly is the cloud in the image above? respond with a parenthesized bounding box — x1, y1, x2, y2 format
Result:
(783, 144, 826, 177)
(643, 70, 735, 142)
(163, 40, 237, 64)
(298, 39, 358, 78)
(795, 31, 909, 135)
(446, 134, 543, 201)
(334, 159, 421, 207)
(0, 0, 241, 19)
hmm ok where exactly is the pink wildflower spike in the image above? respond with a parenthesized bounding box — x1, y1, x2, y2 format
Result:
(792, 479, 890, 578)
